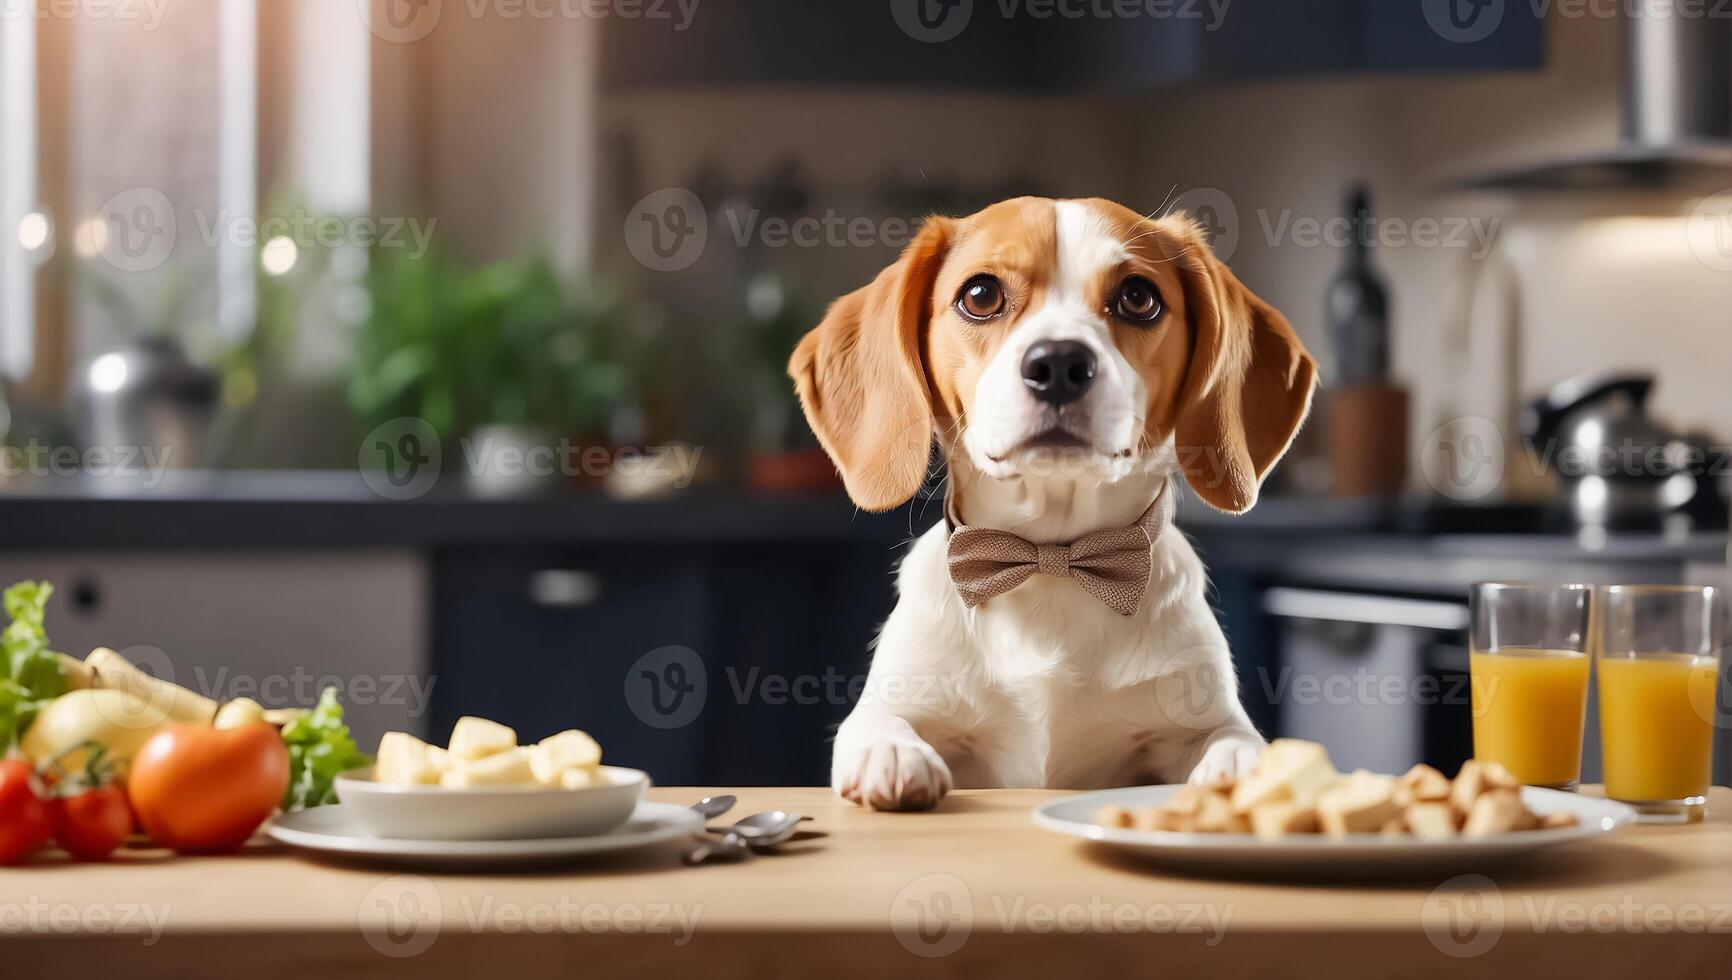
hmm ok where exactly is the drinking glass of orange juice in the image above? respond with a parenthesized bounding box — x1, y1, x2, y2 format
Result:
(1598, 585, 1723, 822)
(1469, 583, 1593, 790)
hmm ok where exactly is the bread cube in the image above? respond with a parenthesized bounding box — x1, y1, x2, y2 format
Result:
(1094, 805, 1136, 829)
(1193, 790, 1251, 833)
(1462, 788, 1528, 837)
(1405, 801, 1458, 840)
(1317, 770, 1399, 837)
(1249, 801, 1321, 839)
(449, 716, 517, 761)
(1394, 763, 1452, 806)
(1230, 739, 1338, 814)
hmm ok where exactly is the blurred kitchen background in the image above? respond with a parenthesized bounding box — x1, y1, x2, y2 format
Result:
(1, 0, 1729, 785)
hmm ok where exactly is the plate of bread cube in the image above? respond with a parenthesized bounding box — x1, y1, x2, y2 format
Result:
(1033, 739, 1636, 875)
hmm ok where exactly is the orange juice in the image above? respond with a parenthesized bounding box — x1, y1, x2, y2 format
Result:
(1469, 648, 1591, 787)
(1598, 654, 1719, 803)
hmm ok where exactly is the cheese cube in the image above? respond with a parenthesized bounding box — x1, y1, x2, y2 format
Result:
(529, 729, 602, 785)
(448, 716, 517, 762)
(1317, 770, 1399, 837)
(1230, 739, 1338, 814)
(558, 767, 596, 790)
(440, 747, 536, 787)
(376, 731, 448, 785)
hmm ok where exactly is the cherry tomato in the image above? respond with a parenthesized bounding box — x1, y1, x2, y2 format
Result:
(128, 723, 288, 854)
(49, 785, 132, 861)
(0, 757, 52, 865)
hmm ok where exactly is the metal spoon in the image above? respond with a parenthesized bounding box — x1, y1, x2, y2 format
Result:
(689, 795, 737, 820)
(713, 811, 809, 849)
(682, 831, 753, 865)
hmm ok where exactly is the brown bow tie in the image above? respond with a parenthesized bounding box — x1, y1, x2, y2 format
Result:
(945, 487, 1172, 617)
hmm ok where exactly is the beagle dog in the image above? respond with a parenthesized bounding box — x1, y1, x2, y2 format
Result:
(790, 197, 1317, 810)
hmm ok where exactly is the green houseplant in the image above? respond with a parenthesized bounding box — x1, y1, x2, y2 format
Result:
(349, 247, 642, 492)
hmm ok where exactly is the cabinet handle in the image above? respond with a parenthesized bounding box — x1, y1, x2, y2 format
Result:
(1263, 587, 1469, 631)
(528, 570, 601, 608)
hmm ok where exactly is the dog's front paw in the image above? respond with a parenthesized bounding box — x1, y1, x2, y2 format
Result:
(1187, 732, 1266, 787)
(833, 736, 953, 811)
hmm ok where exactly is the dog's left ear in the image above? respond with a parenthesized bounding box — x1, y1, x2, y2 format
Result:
(1168, 217, 1318, 514)
(788, 218, 953, 511)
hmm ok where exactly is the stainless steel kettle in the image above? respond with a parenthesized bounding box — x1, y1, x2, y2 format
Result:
(1520, 373, 1714, 531)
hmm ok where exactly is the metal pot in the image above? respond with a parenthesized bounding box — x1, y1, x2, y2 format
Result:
(1520, 373, 1705, 531)
(79, 337, 221, 479)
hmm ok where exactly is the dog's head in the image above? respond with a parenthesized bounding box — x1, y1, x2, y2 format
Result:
(789, 197, 1317, 514)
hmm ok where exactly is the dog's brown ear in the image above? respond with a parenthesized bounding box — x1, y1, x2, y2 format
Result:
(789, 218, 952, 511)
(1168, 217, 1318, 514)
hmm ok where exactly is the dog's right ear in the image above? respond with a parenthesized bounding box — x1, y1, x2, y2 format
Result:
(788, 218, 952, 512)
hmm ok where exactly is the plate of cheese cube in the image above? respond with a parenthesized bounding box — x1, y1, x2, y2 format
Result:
(1033, 739, 1636, 875)
(330, 716, 652, 841)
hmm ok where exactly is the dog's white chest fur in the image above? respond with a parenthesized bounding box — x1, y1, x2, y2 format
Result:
(828, 517, 1265, 808)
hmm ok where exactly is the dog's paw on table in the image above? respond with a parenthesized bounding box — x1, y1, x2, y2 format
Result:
(1187, 735, 1266, 788)
(834, 738, 954, 811)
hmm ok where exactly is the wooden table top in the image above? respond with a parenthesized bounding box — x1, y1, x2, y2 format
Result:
(7, 786, 1731, 979)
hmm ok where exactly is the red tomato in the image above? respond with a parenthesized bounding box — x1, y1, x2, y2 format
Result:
(128, 723, 289, 854)
(49, 785, 133, 861)
(0, 757, 51, 865)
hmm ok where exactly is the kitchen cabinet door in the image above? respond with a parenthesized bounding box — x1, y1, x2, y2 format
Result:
(431, 548, 715, 784)
(0, 552, 428, 747)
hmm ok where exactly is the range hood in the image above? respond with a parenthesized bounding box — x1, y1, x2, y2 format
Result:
(1461, 4, 1732, 191)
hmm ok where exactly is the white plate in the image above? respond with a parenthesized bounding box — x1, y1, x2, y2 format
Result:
(1033, 784, 1636, 877)
(334, 765, 647, 840)
(267, 801, 702, 869)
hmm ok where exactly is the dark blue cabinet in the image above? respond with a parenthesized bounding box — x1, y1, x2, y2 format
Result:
(430, 537, 909, 785)
(601, 0, 1545, 92)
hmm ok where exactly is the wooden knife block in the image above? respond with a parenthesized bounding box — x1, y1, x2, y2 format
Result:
(1326, 384, 1409, 499)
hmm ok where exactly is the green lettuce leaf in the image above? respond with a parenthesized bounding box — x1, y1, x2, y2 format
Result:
(281, 686, 372, 811)
(0, 581, 66, 753)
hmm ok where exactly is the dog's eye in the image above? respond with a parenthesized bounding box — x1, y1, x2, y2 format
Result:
(1113, 276, 1163, 323)
(956, 275, 1006, 321)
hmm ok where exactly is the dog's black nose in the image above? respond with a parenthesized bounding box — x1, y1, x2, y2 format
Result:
(1020, 340, 1097, 406)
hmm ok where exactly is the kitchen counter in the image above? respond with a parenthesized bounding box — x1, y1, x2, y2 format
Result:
(9, 786, 1731, 979)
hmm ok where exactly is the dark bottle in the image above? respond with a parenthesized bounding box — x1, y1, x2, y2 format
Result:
(1324, 185, 1390, 386)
